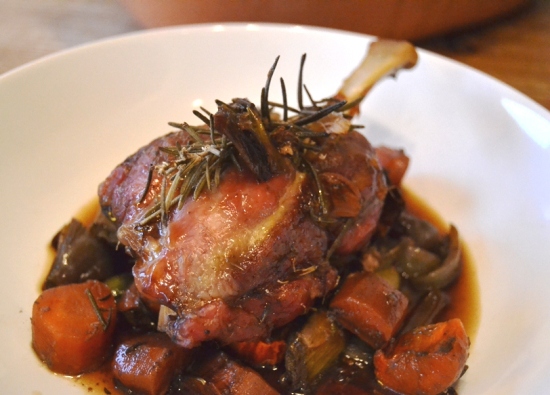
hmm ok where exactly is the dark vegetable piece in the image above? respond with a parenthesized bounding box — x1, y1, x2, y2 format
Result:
(400, 290, 450, 335)
(398, 211, 442, 251)
(116, 282, 158, 330)
(361, 241, 402, 273)
(394, 238, 441, 278)
(31, 280, 117, 375)
(411, 225, 462, 290)
(113, 332, 192, 395)
(374, 318, 470, 395)
(330, 272, 408, 349)
(285, 311, 346, 391)
(44, 218, 116, 289)
(88, 209, 121, 246)
(229, 339, 286, 367)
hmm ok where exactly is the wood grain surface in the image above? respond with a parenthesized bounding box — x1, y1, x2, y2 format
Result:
(419, 0, 550, 110)
(1, 0, 549, 110)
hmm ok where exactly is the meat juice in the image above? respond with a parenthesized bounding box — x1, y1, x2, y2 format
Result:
(402, 188, 480, 340)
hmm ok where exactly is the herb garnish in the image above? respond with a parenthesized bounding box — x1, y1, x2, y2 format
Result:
(139, 55, 356, 226)
(85, 288, 111, 332)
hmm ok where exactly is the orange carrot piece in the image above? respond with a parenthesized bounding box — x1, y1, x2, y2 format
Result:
(329, 272, 408, 349)
(229, 340, 286, 366)
(205, 353, 279, 395)
(31, 280, 117, 375)
(113, 332, 192, 395)
(374, 318, 470, 395)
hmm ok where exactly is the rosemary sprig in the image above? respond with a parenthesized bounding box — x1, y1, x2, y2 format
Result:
(294, 100, 347, 126)
(261, 55, 280, 123)
(138, 54, 354, 228)
(298, 53, 307, 110)
(280, 78, 288, 122)
(85, 288, 110, 332)
(139, 121, 233, 226)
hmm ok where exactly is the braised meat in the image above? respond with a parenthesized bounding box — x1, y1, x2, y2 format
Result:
(97, 40, 421, 349)
(98, 98, 387, 348)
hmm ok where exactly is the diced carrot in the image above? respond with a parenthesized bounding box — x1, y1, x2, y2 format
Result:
(229, 339, 286, 366)
(329, 272, 408, 349)
(31, 280, 117, 375)
(214, 361, 279, 395)
(199, 353, 279, 395)
(113, 332, 192, 395)
(374, 318, 470, 395)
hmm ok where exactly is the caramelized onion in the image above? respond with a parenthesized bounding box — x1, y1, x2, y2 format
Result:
(395, 238, 441, 278)
(400, 290, 450, 334)
(399, 212, 442, 251)
(411, 225, 462, 290)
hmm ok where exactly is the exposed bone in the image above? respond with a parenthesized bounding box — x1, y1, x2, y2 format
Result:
(338, 40, 418, 114)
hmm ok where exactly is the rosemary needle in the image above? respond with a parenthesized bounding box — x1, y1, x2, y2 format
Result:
(85, 289, 109, 331)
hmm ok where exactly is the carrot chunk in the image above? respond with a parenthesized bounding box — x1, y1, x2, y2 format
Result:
(31, 280, 117, 375)
(374, 318, 470, 395)
(329, 272, 408, 349)
(113, 332, 192, 395)
(197, 353, 279, 395)
(229, 339, 286, 366)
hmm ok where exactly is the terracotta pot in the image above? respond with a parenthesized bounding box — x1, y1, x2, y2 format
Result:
(119, 0, 530, 40)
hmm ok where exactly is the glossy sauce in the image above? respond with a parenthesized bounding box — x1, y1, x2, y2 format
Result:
(45, 190, 480, 394)
(403, 188, 480, 341)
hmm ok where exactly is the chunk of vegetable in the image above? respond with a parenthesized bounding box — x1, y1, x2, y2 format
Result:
(31, 280, 117, 375)
(330, 272, 408, 349)
(44, 219, 116, 289)
(285, 311, 346, 391)
(196, 353, 279, 395)
(374, 318, 470, 395)
(113, 332, 192, 395)
(229, 339, 286, 367)
(116, 281, 157, 331)
(411, 225, 462, 290)
(399, 290, 450, 335)
(398, 211, 442, 251)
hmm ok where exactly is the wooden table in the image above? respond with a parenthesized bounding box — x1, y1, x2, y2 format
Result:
(1, 0, 549, 110)
(419, 0, 550, 110)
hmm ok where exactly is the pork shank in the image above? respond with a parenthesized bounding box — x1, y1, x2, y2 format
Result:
(98, 40, 418, 348)
(98, 103, 385, 348)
